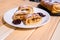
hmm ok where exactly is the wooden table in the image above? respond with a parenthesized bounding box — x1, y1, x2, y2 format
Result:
(0, 0, 60, 40)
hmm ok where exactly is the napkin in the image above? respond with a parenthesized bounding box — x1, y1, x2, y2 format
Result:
(0, 25, 14, 40)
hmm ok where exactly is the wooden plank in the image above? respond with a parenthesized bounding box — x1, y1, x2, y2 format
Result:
(0, 25, 14, 40)
(27, 17, 60, 40)
(51, 21, 60, 40)
(5, 17, 60, 40)
(5, 28, 36, 40)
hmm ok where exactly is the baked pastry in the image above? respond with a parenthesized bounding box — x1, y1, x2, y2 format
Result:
(12, 12, 26, 20)
(23, 13, 42, 25)
(18, 5, 33, 14)
(52, 3, 60, 13)
(12, 5, 46, 25)
(40, 0, 60, 13)
(12, 5, 33, 20)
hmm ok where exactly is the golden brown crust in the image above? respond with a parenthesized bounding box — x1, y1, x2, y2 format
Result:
(12, 12, 26, 20)
(12, 5, 34, 20)
(23, 13, 42, 25)
(18, 5, 33, 14)
(52, 3, 60, 13)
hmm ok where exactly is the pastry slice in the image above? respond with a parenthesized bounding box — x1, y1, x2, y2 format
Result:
(12, 12, 27, 20)
(18, 5, 33, 14)
(23, 13, 42, 25)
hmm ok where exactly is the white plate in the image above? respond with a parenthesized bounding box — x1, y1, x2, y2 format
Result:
(3, 7, 50, 28)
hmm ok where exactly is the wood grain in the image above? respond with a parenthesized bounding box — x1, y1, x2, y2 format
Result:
(5, 17, 60, 40)
(0, 0, 60, 40)
(28, 17, 60, 40)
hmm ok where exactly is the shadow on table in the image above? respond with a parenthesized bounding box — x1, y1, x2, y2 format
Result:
(37, 4, 51, 15)
(2, 18, 38, 31)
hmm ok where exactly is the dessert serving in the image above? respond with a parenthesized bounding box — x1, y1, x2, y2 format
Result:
(3, 5, 50, 28)
(12, 5, 46, 25)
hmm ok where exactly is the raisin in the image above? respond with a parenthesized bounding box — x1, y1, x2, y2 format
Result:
(37, 13, 46, 17)
(12, 19, 21, 25)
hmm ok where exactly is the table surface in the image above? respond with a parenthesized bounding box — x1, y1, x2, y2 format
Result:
(0, 0, 60, 40)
